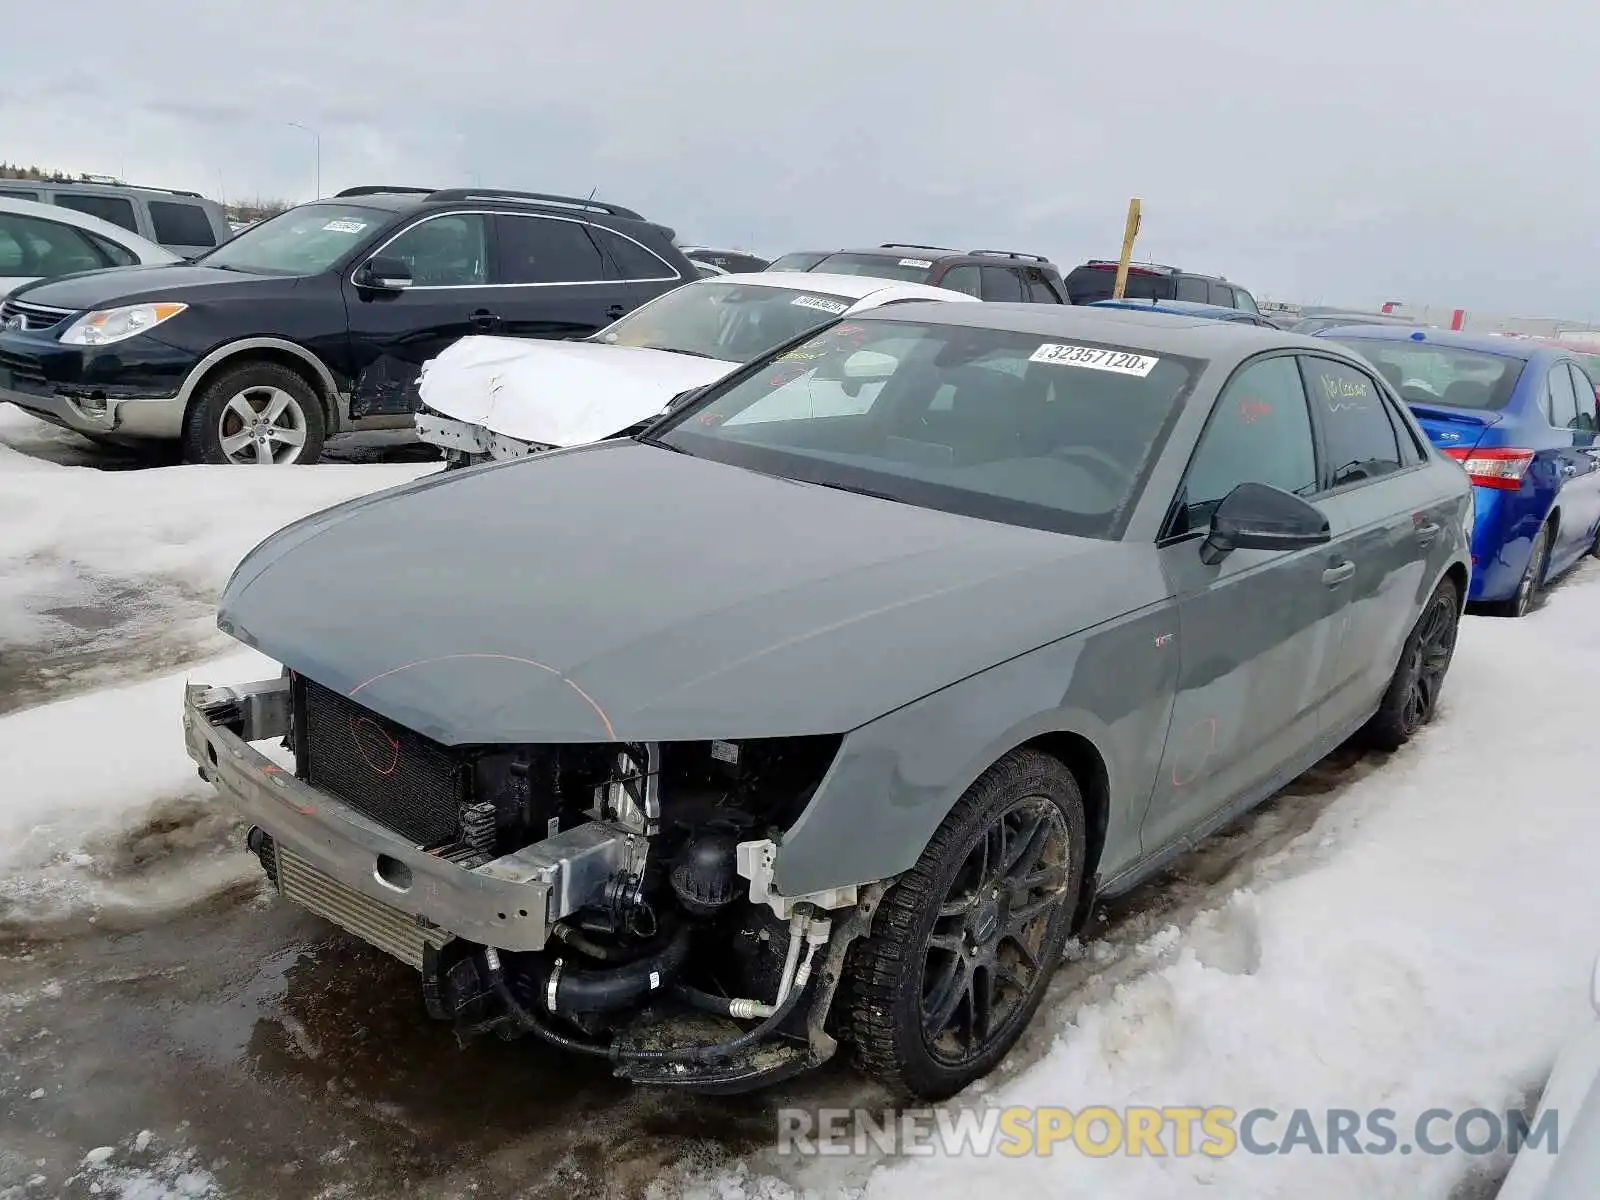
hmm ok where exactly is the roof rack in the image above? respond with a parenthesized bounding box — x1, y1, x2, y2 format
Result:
(334, 185, 438, 198)
(424, 188, 644, 220)
(41, 176, 204, 199)
(879, 242, 954, 252)
(969, 249, 1050, 263)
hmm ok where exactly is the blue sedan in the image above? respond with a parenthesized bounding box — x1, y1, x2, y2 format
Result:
(1318, 326, 1600, 615)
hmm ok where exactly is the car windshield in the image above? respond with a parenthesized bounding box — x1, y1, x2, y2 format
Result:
(649, 318, 1201, 538)
(1329, 337, 1525, 410)
(593, 281, 861, 362)
(811, 253, 936, 283)
(195, 202, 388, 275)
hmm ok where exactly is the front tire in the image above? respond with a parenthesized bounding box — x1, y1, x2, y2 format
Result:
(1363, 575, 1461, 751)
(181, 360, 326, 466)
(842, 749, 1085, 1101)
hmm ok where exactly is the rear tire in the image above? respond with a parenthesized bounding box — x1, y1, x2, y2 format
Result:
(1363, 575, 1461, 752)
(841, 749, 1085, 1102)
(1489, 521, 1550, 618)
(181, 360, 326, 466)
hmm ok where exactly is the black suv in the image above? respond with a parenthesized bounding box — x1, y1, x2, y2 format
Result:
(798, 244, 1071, 303)
(0, 186, 695, 464)
(1063, 259, 1260, 314)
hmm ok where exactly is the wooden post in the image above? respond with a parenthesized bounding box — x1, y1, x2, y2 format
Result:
(1111, 198, 1142, 300)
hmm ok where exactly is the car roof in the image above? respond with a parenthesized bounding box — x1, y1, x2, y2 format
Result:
(716, 270, 964, 302)
(852, 300, 1323, 361)
(0, 194, 178, 260)
(1321, 325, 1555, 360)
(826, 246, 1057, 266)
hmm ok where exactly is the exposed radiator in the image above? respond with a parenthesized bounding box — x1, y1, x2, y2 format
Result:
(298, 678, 467, 848)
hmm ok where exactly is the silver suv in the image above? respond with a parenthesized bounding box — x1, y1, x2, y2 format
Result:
(0, 178, 231, 259)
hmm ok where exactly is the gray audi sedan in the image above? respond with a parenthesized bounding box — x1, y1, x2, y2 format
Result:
(183, 303, 1472, 1101)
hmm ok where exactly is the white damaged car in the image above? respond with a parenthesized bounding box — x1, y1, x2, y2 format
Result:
(414, 271, 977, 467)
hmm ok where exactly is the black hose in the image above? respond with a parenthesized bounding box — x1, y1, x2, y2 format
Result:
(480, 948, 612, 1058)
(625, 954, 815, 1065)
(671, 982, 740, 1016)
(527, 921, 692, 1015)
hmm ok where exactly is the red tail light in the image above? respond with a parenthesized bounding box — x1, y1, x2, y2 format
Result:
(1443, 447, 1533, 490)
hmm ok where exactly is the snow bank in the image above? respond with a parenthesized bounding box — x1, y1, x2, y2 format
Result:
(0, 649, 289, 934)
(704, 568, 1600, 1199)
(0, 414, 431, 708)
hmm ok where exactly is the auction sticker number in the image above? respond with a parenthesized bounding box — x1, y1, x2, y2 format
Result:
(791, 295, 850, 315)
(322, 219, 368, 234)
(897, 258, 933, 268)
(1029, 342, 1160, 377)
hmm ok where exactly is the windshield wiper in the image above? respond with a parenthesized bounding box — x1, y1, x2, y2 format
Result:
(660, 347, 717, 359)
(794, 478, 902, 503)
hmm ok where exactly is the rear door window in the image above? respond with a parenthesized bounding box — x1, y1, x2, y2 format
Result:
(0, 188, 39, 200)
(493, 214, 605, 284)
(52, 193, 139, 233)
(1175, 276, 1209, 302)
(1569, 363, 1599, 433)
(148, 200, 217, 247)
(1301, 356, 1404, 488)
(1544, 363, 1579, 429)
(939, 264, 982, 297)
(979, 265, 1024, 302)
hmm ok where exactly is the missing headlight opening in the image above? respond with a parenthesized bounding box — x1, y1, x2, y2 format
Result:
(189, 672, 858, 1090)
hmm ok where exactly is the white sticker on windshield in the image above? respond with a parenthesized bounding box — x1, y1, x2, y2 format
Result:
(321, 219, 368, 234)
(897, 258, 934, 268)
(791, 295, 850, 315)
(1029, 342, 1160, 377)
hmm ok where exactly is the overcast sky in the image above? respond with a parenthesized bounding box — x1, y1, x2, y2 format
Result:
(2, 0, 1592, 317)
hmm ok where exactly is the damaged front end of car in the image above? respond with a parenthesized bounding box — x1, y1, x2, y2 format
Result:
(183, 670, 883, 1092)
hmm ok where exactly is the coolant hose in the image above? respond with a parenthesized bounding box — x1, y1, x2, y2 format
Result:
(543, 921, 692, 1014)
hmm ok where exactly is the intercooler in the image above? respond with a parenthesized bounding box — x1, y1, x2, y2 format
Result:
(297, 678, 468, 848)
(272, 841, 447, 969)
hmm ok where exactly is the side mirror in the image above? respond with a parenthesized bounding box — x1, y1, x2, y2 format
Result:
(357, 256, 413, 291)
(1200, 482, 1331, 565)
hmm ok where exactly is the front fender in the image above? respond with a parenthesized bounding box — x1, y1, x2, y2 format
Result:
(771, 596, 1180, 897)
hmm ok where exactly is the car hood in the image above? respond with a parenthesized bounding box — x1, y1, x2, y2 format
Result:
(14, 263, 274, 311)
(219, 441, 1153, 744)
(418, 335, 739, 447)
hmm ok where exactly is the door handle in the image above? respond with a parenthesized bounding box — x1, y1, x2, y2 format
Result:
(469, 308, 499, 332)
(1322, 560, 1356, 586)
(606, 303, 627, 321)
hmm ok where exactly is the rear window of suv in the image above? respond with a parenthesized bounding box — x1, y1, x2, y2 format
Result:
(1065, 265, 1173, 304)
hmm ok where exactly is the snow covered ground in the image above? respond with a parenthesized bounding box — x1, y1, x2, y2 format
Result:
(4, 403, 1600, 1198)
(0, 404, 432, 932)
